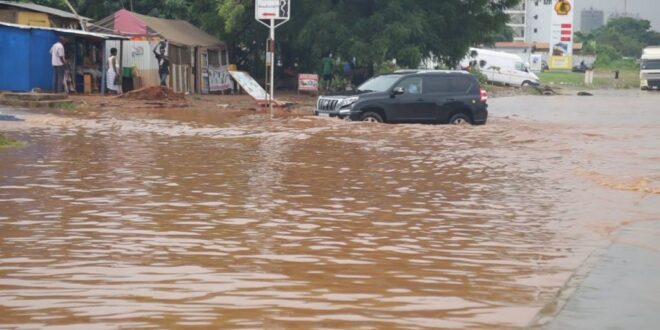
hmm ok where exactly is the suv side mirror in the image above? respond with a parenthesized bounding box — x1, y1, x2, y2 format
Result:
(392, 87, 405, 96)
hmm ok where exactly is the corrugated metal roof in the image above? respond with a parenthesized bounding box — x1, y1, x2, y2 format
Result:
(0, 1, 90, 20)
(0, 21, 127, 39)
(130, 10, 224, 48)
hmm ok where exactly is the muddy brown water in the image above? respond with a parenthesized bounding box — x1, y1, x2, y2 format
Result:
(1, 90, 659, 329)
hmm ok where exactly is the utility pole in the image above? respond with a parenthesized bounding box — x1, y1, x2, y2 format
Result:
(130, 0, 134, 11)
(63, 0, 86, 31)
(255, 0, 290, 119)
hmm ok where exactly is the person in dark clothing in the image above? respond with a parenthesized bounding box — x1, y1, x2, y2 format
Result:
(153, 41, 170, 86)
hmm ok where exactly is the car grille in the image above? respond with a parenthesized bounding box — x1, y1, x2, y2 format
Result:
(317, 98, 339, 111)
(642, 73, 660, 79)
(649, 80, 660, 88)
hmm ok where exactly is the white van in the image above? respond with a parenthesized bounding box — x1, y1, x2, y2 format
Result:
(640, 46, 660, 90)
(461, 48, 540, 87)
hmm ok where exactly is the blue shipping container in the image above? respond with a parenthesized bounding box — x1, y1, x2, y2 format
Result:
(0, 25, 57, 92)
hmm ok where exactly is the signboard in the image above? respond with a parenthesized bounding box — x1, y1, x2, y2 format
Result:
(228, 70, 270, 102)
(298, 74, 319, 93)
(209, 66, 232, 92)
(549, 0, 574, 69)
(549, 56, 573, 70)
(256, 0, 289, 20)
(530, 54, 543, 73)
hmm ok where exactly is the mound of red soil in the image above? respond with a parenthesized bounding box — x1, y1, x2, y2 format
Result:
(121, 86, 185, 101)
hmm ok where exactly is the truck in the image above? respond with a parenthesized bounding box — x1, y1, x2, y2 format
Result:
(640, 46, 660, 90)
(460, 48, 540, 87)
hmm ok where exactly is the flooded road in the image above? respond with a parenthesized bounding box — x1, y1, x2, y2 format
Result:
(1, 90, 659, 329)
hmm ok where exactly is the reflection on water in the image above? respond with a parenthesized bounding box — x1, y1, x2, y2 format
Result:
(1, 92, 659, 329)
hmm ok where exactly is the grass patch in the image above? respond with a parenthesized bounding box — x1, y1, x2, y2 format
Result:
(57, 102, 77, 111)
(539, 67, 640, 89)
(0, 133, 24, 149)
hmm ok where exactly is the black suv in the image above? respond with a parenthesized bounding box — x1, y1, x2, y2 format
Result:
(315, 70, 488, 125)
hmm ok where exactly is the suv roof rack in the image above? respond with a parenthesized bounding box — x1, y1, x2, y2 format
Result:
(393, 69, 469, 75)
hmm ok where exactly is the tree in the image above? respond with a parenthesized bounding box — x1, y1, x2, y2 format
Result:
(576, 17, 660, 61)
(26, 0, 521, 79)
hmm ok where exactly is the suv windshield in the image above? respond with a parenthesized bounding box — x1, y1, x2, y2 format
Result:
(358, 75, 403, 92)
(642, 59, 660, 70)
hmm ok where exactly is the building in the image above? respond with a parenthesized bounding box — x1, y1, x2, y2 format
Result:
(0, 22, 126, 93)
(506, 0, 565, 44)
(505, 2, 527, 42)
(93, 9, 231, 94)
(581, 8, 604, 33)
(0, 1, 88, 29)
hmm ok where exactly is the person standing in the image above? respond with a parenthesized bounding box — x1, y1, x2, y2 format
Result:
(321, 53, 334, 91)
(153, 41, 170, 87)
(106, 48, 121, 94)
(50, 36, 67, 93)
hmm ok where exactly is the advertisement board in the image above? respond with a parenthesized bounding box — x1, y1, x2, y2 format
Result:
(549, 0, 574, 69)
(209, 66, 232, 92)
(298, 74, 319, 93)
(228, 71, 269, 102)
(256, 0, 289, 20)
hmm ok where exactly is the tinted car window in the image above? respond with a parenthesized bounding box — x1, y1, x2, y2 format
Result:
(395, 77, 423, 95)
(423, 76, 449, 94)
(448, 76, 473, 94)
(423, 75, 473, 94)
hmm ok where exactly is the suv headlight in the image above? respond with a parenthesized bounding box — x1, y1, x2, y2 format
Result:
(339, 96, 359, 108)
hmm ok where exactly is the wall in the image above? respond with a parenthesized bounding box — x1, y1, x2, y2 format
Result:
(526, 0, 553, 44)
(106, 40, 160, 88)
(0, 25, 56, 92)
(17, 11, 50, 27)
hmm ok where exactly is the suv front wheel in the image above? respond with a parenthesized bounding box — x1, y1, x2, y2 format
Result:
(360, 112, 384, 123)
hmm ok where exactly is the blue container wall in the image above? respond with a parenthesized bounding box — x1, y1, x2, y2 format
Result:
(0, 26, 57, 92)
(0, 26, 31, 92)
(30, 29, 58, 91)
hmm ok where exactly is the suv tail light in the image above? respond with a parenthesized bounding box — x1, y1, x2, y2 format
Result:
(480, 88, 488, 103)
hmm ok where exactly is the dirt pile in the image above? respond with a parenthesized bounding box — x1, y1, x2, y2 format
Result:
(121, 86, 185, 101)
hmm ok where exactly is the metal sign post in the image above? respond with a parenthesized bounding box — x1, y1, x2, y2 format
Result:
(255, 0, 290, 118)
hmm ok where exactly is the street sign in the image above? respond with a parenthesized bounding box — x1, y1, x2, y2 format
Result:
(256, 0, 289, 20)
(255, 0, 290, 118)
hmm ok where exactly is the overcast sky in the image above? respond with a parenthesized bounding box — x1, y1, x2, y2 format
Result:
(575, 0, 660, 31)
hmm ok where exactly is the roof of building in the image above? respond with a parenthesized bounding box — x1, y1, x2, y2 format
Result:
(93, 10, 224, 48)
(0, 1, 90, 21)
(0, 21, 128, 40)
(132, 11, 223, 47)
(494, 41, 583, 50)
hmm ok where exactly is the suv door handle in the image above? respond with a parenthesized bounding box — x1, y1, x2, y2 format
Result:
(446, 98, 456, 102)
(416, 98, 424, 102)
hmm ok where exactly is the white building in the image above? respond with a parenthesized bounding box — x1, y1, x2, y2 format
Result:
(505, 0, 556, 44)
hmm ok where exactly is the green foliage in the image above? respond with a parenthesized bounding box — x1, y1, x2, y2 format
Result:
(26, 0, 521, 80)
(471, 69, 488, 86)
(576, 17, 660, 65)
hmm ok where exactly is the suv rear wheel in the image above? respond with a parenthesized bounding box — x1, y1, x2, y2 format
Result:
(449, 113, 472, 125)
(361, 112, 384, 123)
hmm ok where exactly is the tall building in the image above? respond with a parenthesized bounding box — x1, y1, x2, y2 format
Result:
(505, 2, 527, 41)
(581, 8, 605, 32)
(505, 0, 556, 44)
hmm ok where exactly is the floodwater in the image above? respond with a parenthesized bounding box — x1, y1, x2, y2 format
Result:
(1, 90, 658, 329)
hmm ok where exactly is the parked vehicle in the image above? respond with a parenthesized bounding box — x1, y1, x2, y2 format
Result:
(640, 46, 660, 90)
(460, 48, 540, 87)
(314, 70, 488, 125)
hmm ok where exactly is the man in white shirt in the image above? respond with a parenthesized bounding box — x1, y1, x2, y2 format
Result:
(50, 36, 67, 93)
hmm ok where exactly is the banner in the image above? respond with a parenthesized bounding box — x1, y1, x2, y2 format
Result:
(298, 74, 319, 92)
(549, 0, 574, 59)
(209, 66, 232, 92)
